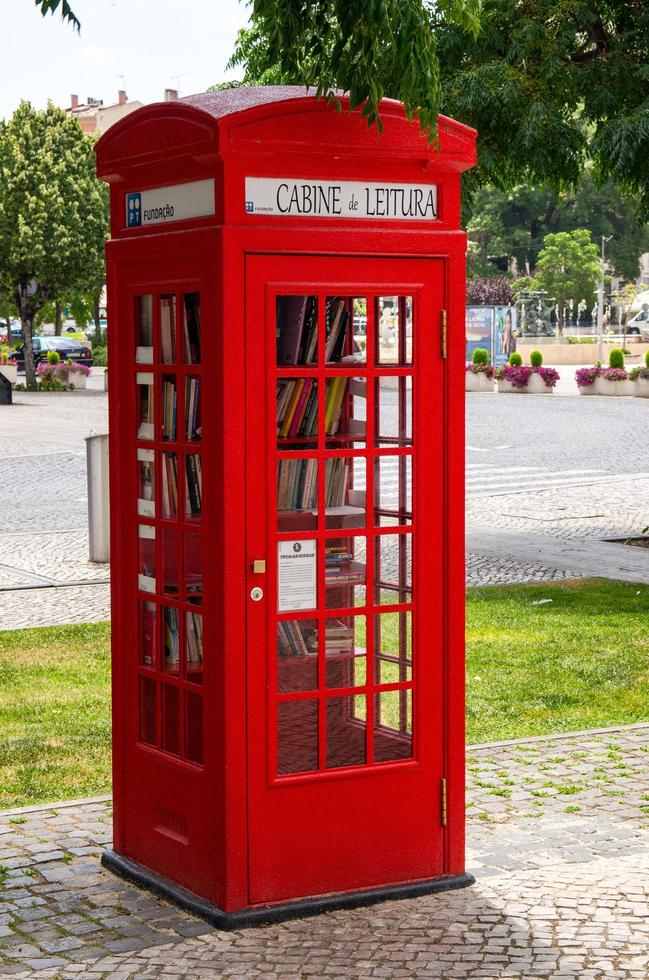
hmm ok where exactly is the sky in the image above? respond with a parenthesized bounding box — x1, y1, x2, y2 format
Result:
(1, 0, 251, 120)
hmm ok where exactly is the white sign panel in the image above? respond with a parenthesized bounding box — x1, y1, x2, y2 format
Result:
(278, 539, 317, 612)
(245, 177, 438, 222)
(125, 179, 215, 228)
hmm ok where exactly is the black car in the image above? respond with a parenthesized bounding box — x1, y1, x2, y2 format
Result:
(12, 336, 93, 369)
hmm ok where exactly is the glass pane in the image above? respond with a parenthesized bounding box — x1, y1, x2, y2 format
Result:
(326, 296, 366, 367)
(161, 375, 177, 441)
(161, 528, 179, 596)
(277, 700, 318, 775)
(136, 373, 154, 440)
(375, 610, 412, 684)
(326, 696, 366, 769)
(139, 601, 157, 669)
(137, 449, 155, 518)
(161, 684, 180, 755)
(183, 293, 202, 365)
(276, 378, 318, 449)
(162, 606, 180, 674)
(185, 376, 201, 442)
(185, 692, 203, 764)
(376, 296, 413, 366)
(324, 377, 366, 447)
(375, 690, 413, 762)
(276, 295, 317, 366)
(277, 458, 318, 532)
(161, 452, 179, 519)
(137, 524, 156, 593)
(375, 455, 412, 526)
(184, 533, 203, 600)
(325, 615, 366, 689)
(184, 454, 203, 521)
(277, 619, 318, 693)
(325, 536, 366, 609)
(185, 610, 204, 682)
(277, 539, 317, 613)
(375, 377, 412, 447)
(325, 457, 366, 529)
(135, 295, 153, 364)
(325, 296, 365, 366)
(375, 533, 412, 604)
(138, 677, 156, 746)
(160, 294, 177, 364)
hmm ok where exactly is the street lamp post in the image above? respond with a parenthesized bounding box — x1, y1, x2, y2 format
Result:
(597, 235, 613, 364)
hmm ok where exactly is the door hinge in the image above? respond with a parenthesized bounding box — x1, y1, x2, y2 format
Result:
(441, 309, 447, 359)
(440, 777, 448, 826)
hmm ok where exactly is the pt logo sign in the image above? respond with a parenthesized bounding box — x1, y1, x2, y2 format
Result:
(127, 193, 142, 227)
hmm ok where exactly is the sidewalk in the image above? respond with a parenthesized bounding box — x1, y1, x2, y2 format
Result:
(1, 725, 648, 978)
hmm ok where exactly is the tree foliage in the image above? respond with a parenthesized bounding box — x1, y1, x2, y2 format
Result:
(230, 1, 649, 212)
(0, 102, 108, 385)
(34, 0, 79, 30)
(466, 276, 513, 306)
(515, 230, 601, 333)
(467, 177, 649, 281)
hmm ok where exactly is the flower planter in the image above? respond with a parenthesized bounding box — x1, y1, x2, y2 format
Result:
(632, 378, 649, 398)
(465, 372, 493, 392)
(579, 377, 633, 396)
(0, 364, 18, 385)
(496, 374, 553, 394)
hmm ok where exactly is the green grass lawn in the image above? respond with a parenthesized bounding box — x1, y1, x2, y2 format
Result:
(1, 579, 648, 808)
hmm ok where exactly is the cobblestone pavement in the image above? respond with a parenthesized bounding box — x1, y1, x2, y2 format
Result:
(0, 726, 647, 978)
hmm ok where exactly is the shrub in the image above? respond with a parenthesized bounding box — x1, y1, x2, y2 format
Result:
(630, 367, 649, 381)
(93, 346, 107, 367)
(1, 352, 7, 365)
(472, 348, 489, 366)
(47, 350, 60, 365)
(608, 348, 624, 369)
(530, 350, 543, 367)
(645, 351, 649, 369)
(509, 352, 523, 366)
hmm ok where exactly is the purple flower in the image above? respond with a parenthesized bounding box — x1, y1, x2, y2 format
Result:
(575, 366, 600, 387)
(466, 362, 494, 378)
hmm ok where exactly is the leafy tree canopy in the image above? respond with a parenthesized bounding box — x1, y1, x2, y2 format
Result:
(514, 229, 601, 332)
(34, 0, 79, 30)
(467, 177, 649, 281)
(229, 1, 649, 213)
(0, 101, 108, 384)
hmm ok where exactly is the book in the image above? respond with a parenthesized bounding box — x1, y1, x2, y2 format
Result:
(162, 379, 177, 440)
(288, 379, 314, 438)
(276, 296, 309, 365)
(140, 602, 156, 666)
(185, 454, 202, 518)
(161, 453, 178, 518)
(279, 379, 305, 438)
(325, 299, 350, 361)
(160, 296, 176, 363)
(185, 377, 201, 441)
(137, 448, 155, 517)
(164, 607, 180, 669)
(186, 611, 203, 667)
(184, 293, 201, 364)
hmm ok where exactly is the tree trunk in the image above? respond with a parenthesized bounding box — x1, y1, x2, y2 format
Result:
(54, 301, 63, 336)
(17, 288, 38, 389)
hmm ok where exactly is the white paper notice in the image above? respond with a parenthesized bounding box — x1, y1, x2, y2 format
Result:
(278, 540, 317, 612)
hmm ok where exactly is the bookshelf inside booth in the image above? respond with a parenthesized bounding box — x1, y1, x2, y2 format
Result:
(134, 288, 205, 766)
(274, 292, 414, 775)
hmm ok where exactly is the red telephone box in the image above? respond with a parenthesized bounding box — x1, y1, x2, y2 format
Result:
(95, 86, 476, 926)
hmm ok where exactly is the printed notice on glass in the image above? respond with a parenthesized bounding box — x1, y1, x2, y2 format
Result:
(278, 539, 317, 612)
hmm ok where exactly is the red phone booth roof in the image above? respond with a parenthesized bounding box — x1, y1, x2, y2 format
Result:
(95, 86, 476, 182)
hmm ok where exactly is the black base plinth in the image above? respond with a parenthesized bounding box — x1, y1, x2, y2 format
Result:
(101, 848, 474, 930)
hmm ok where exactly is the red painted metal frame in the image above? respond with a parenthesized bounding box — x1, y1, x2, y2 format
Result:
(97, 87, 475, 916)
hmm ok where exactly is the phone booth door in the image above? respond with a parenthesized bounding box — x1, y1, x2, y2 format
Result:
(246, 253, 446, 905)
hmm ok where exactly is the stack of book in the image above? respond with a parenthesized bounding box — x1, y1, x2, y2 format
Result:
(161, 453, 178, 519)
(276, 377, 349, 439)
(277, 458, 318, 511)
(185, 378, 201, 440)
(164, 607, 180, 670)
(277, 620, 315, 658)
(186, 611, 203, 668)
(276, 296, 318, 365)
(325, 559, 365, 587)
(325, 298, 351, 362)
(184, 293, 201, 364)
(160, 295, 176, 363)
(322, 618, 354, 654)
(162, 379, 177, 440)
(185, 455, 202, 518)
(324, 458, 348, 507)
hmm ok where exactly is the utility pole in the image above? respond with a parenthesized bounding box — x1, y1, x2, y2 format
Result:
(597, 235, 613, 364)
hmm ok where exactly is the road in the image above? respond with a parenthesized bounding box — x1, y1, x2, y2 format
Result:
(0, 387, 647, 627)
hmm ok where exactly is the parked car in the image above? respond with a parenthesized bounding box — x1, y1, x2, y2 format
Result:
(12, 336, 93, 369)
(626, 306, 649, 335)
